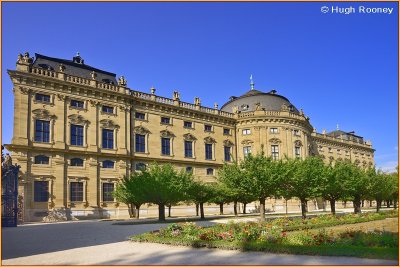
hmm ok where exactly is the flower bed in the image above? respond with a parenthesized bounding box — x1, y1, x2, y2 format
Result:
(130, 210, 399, 259)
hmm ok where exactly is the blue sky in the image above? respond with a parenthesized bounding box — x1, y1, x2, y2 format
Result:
(2, 2, 398, 172)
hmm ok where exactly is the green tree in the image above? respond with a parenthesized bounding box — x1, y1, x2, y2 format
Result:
(282, 157, 325, 219)
(188, 181, 214, 219)
(217, 161, 246, 216)
(240, 152, 283, 222)
(320, 161, 346, 215)
(141, 163, 193, 221)
(209, 183, 232, 215)
(340, 161, 368, 214)
(113, 174, 148, 219)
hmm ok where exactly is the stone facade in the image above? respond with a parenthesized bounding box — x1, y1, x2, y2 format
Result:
(6, 52, 375, 221)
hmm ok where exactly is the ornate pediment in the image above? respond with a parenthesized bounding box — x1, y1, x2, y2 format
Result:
(294, 140, 303, 147)
(32, 109, 57, 120)
(204, 136, 216, 144)
(183, 133, 197, 141)
(68, 114, 90, 125)
(134, 126, 150, 135)
(160, 130, 175, 138)
(269, 138, 281, 144)
(241, 139, 253, 145)
(100, 119, 119, 129)
(223, 139, 234, 147)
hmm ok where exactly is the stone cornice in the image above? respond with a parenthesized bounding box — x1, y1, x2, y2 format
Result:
(311, 134, 374, 152)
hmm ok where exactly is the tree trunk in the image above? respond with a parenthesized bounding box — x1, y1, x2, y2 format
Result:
(243, 203, 247, 214)
(127, 204, 133, 218)
(168, 204, 172, 217)
(158, 204, 166, 221)
(386, 200, 391, 208)
(219, 203, 224, 215)
(300, 198, 307, 219)
(353, 197, 361, 214)
(200, 202, 205, 219)
(196, 203, 199, 216)
(394, 199, 397, 210)
(259, 198, 266, 222)
(369, 200, 372, 207)
(135, 204, 141, 219)
(330, 199, 336, 215)
(361, 200, 364, 207)
(285, 199, 288, 214)
(233, 201, 238, 216)
(376, 199, 382, 212)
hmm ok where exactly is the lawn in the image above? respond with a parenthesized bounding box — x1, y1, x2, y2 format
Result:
(130, 210, 399, 260)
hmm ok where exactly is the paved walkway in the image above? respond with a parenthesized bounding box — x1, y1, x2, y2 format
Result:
(2, 218, 398, 265)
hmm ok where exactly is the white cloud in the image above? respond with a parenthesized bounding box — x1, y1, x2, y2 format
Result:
(377, 160, 398, 173)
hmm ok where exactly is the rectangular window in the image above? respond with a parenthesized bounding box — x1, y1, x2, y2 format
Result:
(102, 105, 114, 114)
(206, 168, 214, 175)
(102, 129, 114, 149)
(135, 112, 145, 120)
(184, 121, 193, 128)
(184, 141, 193, 158)
(161, 138, 171, 155)
(243, 146, 252, 157)
(135, 134, 146, 152)
(34, 181, 49, 202)
(224, 146, 231, 161)
(71, 100, 84, 109)
(270, 128, 279, 134)
(70, 182, 83, 202)
(204, 125, 212, 132)
(34, 155, 49, 164)
(186, 166, 193, 173)
(35, 93, 50, 103)
(271, 145, 279, 160)
(293, 129, 300, 136)
(102, 160, 114, 168)
(135, 162, 146, 171)
(295, 146, 301, 158)
(242, 129, 251, 135)
(161, 117, 171, 124)
(35, 120, 50, 142)
(223, 128, 231, 135)
(205, 144, 213, 160)
(71, 124, 84, 146)
(102, 183, 114, 202)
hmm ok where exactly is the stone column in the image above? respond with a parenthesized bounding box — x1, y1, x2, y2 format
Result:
(53, 154, 66, 207)
(53, 94, 67, 149)
(88, 101, 99, 152)
(13, 87, 31, 146)
(118, 106, 128, 155)
(87, 158, 99, 208)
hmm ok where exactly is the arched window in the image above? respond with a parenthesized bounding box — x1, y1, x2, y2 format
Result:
(71, 158, 84, 167)
(34, 155, 49, 164)
(102, 160, 114, 169)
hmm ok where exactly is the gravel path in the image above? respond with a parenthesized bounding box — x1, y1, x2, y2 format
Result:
(2, 218, 398, 265)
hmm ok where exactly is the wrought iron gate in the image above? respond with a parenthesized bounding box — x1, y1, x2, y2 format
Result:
(2, 165, 20, 227)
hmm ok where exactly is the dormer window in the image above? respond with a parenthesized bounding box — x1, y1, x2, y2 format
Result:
(38, 64, 54, 71)
(72, 52, 84, 64)
(241, 104, 249, 111)
(102, 79, 114, 84)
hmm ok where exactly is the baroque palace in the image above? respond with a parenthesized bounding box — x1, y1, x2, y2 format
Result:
(6, 52, 375, 222)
